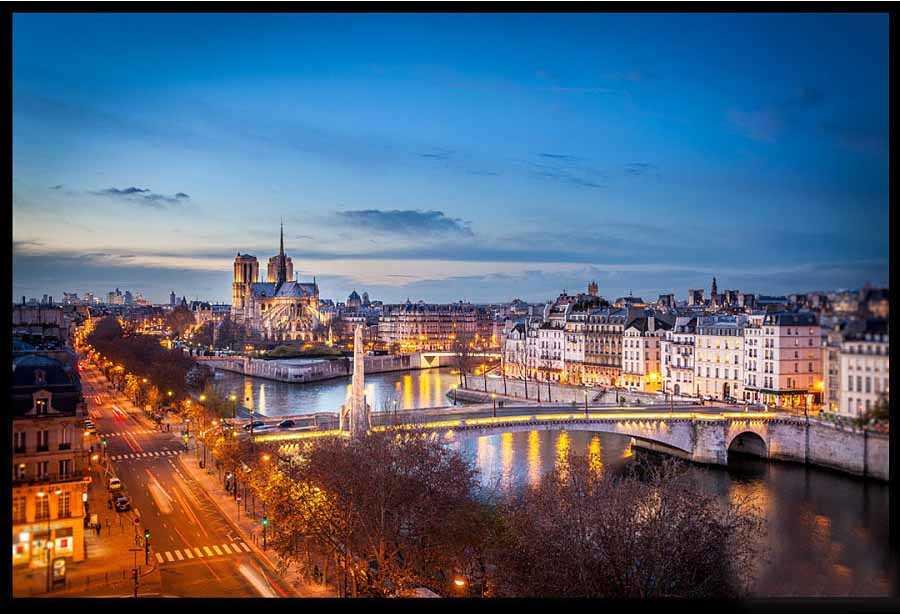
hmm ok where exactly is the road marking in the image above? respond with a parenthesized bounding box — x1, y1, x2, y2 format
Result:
(175, 550, 184, 561)
(184, 548, 194, 559)
(240, 542, 251, 552)
(212, 545, 223, 556)
(203, 546, 214, 556)
(194, 547, 204, 558)
(165, 551, 174, 562)
(156, 553, 164, 563)
(221, 544, 233, 554)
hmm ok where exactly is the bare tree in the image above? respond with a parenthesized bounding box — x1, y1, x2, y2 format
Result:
(488, 455, 765, 598)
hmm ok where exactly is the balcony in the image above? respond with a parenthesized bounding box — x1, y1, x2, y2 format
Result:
(12, 469, 90, 488)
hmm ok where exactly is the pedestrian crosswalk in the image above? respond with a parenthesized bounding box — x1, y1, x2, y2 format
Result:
(110, 450, 181, 461)
(99, 430, 155, 437)
(155, 541, 252, 564)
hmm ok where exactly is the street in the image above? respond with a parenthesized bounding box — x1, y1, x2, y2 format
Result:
(81, 364, 293, 597)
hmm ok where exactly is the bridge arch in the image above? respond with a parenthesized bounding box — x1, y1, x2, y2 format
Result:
(727, 431, 767, 459)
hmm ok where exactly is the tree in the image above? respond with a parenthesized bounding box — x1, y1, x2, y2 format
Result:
(166, 305, 195, 338)
(855, 392, 889, 427)
(451, 331, 476, 389)
(488, 455, 765, 598)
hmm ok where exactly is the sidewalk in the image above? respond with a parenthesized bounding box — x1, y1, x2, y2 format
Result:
(178, 450, 334, 597)
(13, 461, 160, 597)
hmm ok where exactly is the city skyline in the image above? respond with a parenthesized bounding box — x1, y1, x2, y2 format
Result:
(13, 12, 889, 304)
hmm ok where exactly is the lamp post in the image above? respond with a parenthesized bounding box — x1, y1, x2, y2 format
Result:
(491, 393, 496, 418)
(229, 394, 237, 420)
(584, 389, 589, 418)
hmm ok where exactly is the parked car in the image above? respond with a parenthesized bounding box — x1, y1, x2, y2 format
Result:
(84, 419, 96, 432)
(108, 477, 122, 492)
(114, 495, 131, 512)
(277, 419, 296, 429)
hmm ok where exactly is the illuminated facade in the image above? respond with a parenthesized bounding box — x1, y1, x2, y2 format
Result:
(378, 301, 495, 353)
(694, 315, 746, 401)
(743, 312, 822, 410)
(661, 316, 697, 396)
(622, 314, 671, 392)
(231, 224, 323, 342)
(12, 353, 89, 570)
(838, 318, 888, 418)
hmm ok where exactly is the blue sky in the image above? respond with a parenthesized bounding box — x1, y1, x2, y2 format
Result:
(13, 12, 889, 304)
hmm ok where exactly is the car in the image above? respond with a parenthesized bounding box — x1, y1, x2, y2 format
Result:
(277, 419, 296, 429)
(108, 477, 123, 492)
(114, 495, 131, 512)
(243, 420, 266, 432)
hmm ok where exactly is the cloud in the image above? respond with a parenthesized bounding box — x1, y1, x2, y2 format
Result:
(418, 148, 454, 160)
(538, 152, 578, 161)
(92, 186, 191, 208)
(49, 184, 63, 190)
(334, 209, 474, 237)
(624, 162, 654, 176)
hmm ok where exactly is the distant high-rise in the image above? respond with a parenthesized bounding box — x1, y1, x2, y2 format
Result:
(710, 277, 718, 304)
(169, 291, 177, 307)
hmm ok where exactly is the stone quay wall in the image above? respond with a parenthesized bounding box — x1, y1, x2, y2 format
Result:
(202, 354, 413, 384)
(458, 375, 697, 406)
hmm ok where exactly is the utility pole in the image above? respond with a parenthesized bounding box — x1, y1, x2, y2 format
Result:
(129, 547, 142, 598)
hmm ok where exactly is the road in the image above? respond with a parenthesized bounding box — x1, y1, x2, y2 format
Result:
(80, 362, 292, 597)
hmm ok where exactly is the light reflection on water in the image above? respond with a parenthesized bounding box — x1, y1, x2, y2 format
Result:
(211, 366, 459, 415)
(449, 429, 892, 597)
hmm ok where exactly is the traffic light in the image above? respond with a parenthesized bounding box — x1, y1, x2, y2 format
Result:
(261, 516, 268, 527)
(144, 528, 151, 542)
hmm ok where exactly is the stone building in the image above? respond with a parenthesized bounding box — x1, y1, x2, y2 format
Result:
(744, 312, 822, 411)
(694, 315, 746, 401)
(230, 223, 323, 342)
(378, 301, 494, 353)
(661, 316, 697, 396)
(622, 313, 671, 392)
(581, 308, 627, 387)
(12, 353, 89, 570)
(838, 318, 889, 418)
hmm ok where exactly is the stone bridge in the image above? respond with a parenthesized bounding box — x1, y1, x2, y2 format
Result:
(251, 405, 888, 480)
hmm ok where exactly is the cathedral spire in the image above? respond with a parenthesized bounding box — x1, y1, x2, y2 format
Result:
(277, 218, 287, 285)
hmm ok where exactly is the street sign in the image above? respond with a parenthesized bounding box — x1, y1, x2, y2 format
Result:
(133, 517, 140, 525)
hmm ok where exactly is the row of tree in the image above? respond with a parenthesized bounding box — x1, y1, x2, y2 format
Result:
(187, 399, 764, 597)
(86, 317, 198, 402)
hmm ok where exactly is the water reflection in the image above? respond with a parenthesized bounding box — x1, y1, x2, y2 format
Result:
(211, 366, 458, 416)
(450, 430, 892, 596)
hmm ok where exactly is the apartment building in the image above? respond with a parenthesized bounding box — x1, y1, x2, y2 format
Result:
(839, 318, 889, 418)
(661, 316, 697, 396)
(12, 353, 90, 569)
(694, 315, 747, 401)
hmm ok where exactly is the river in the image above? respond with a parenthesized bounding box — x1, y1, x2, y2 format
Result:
(211, 366, 893, 596)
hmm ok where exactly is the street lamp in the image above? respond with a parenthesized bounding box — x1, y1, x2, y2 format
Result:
(229, 394, 237, 420)
(491, 393, 496, 418)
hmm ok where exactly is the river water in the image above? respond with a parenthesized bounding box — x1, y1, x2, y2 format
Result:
(211, 366, 893, 596)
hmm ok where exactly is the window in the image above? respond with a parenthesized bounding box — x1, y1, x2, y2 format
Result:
(35, 398, 48, 415)
(13, 496, 26, 523)
(857, 376, 862, 392)
(809, 362, 813, 373)
(58, 459, 71, 480)
(35, 495, 50, 520)
(865, 377, 871, 394)
(59, 426, 72, 451)
(36, 461, 48, 480)
(14, 464, 27, 480)
(37, 430, 49, 452)
(848, 375, 854, 391)
(58, 491, 71, 518)
(14, 431, 26, 453)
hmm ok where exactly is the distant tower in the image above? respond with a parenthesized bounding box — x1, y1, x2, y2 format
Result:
(169, 291, 176, 307)
(232, 253, 259, 320)
(587, 280, 598, 296)
(711, 277, 718, 304)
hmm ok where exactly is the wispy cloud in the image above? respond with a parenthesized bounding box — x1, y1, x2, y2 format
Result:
(49, 184, 63, 190)
(92, 186, 191, 208)
(335, 209, 474, 237)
